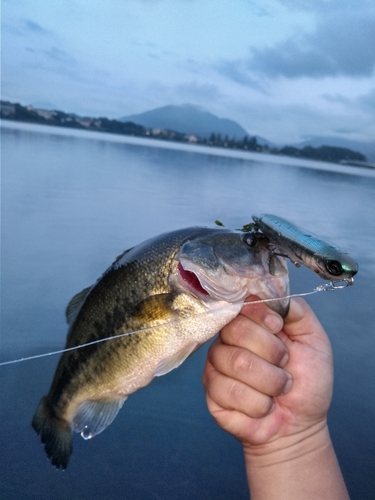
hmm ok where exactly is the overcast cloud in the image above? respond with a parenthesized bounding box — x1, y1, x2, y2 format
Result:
(248, 11, 375, 78)
(1, 0, 374, 145)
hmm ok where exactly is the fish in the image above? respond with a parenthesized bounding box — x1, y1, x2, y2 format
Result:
(252, 213, 358, 281)
(32, 226, 290, 469)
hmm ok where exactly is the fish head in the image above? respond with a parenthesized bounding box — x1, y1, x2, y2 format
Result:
(175, 229, 290, 317)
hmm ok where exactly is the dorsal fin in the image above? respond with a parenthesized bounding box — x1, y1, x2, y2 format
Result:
(112, 247, 134, 268)
(72, 398, 127, 440)
(65, 286, 92, 326)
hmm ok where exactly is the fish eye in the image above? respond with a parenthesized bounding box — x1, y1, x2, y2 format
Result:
(325, 260, 343, 276)
(242, 232, 257, 247)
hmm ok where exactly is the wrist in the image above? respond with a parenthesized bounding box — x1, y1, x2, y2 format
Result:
(243, 419, 329, 467)
(242, 422, 349, 500)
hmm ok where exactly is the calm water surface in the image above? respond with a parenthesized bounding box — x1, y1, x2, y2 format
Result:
(1, 123, 375, 499)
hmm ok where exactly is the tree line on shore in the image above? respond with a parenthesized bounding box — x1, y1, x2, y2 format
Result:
(1, 100, 367, 164)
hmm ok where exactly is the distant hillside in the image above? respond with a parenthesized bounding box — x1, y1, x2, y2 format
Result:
(2, 100, 369, 166)
(121, 104, 251, 140)
(295, 136, 375, 163)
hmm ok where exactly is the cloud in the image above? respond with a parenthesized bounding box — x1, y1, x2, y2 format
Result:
(277, 0, 338, 11)
(215, 59, 269, 93)
(43, 46, 77, 65)
(174, 81, 224, 102)
(233, 98, 373, 144)
(4, 18, 53, 37)
(215, 4, 375, 86)
(248, 9, 375, 78)
(24, 19, 50, 35)
(25, 46, 78, 71)
(358, 88, 375, 115)
(277, 0, 374, 13)
(322, 87, 375, 118)
(147, 52, 160, 60)
(321, 93, 351, 105)
(245, 1, 271, 17)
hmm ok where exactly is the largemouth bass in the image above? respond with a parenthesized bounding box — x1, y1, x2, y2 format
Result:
(32, 226, 289, 469)
(252, 214, 358, 281)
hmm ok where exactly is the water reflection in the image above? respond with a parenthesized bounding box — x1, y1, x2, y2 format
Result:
(1, 123, 375, 500)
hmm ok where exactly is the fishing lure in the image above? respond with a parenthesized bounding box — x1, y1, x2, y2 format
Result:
(252, 213, 358, 282)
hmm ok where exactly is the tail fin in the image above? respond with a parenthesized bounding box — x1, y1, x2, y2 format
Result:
(32, 396, 73, 469)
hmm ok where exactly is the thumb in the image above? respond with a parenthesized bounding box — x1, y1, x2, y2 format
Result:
(283, 298, 328, 345)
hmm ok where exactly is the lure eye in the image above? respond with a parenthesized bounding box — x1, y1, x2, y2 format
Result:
(242, 232, 257, 247)
(325, 260, 343, 276)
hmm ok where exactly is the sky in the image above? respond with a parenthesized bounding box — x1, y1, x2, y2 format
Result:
(2, 0, 375, 145)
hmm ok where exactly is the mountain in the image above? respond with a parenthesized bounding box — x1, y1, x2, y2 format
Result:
(120, 104, 251, 140)
(294, 136, 375, 163)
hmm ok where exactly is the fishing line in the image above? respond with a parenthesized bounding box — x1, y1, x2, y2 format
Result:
(0, 281, 351, 367)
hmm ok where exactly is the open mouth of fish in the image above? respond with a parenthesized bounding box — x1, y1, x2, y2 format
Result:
(176, 258, 290, 316)
(177, 262, 210, 297)
(177, 259, 250, 302)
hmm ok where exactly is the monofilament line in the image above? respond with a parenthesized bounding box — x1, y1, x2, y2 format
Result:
(0, 285, 338, 367)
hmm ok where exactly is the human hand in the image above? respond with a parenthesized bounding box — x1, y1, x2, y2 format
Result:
(202, 297, 333, 454)
(203, 297, 350, 499)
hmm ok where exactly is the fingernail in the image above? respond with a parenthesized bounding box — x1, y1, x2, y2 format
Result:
(283, 375, 293, 394)
(290, 298, 304, 319)
(280, 352, 289, 368)
(269, 398, 276, 413)
(264, 314, 283, 333)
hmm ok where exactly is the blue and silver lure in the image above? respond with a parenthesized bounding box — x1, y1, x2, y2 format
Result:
(252, 213, 358, 284)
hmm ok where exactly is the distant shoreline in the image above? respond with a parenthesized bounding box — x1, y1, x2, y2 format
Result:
(2, 100, 373, 165)
(2, 119, 375, 179)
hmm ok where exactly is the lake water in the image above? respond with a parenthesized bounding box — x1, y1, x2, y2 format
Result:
(1, 121, 375, 500)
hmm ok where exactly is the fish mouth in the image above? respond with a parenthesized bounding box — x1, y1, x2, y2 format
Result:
(177, 262, 209, 297)
(176, 260, 290, 317)
(177, 260, 250, 302)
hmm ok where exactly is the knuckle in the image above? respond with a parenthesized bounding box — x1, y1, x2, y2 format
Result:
(220, 315, 245, 343)
(228, 348, 253, 376)
(269, 342, 288, 366)
(235, 315, 251, 337)
(206, 339, 222, 365)
(247, 394, 274, 418)
(202, 361, 215, 385)
(272, 370, 291, 396)
(259, 397, 274, 417)
(227, 379, 247, 406)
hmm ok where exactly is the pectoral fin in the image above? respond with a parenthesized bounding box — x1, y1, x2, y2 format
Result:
(132, 293, 201, 376)
(155, 342, 200, 376)
(72, 398, 127, 440)
(131, 293, 179, 326)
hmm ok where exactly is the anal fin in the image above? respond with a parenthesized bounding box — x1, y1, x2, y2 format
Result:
(72, 398, 127, 440)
